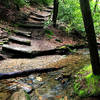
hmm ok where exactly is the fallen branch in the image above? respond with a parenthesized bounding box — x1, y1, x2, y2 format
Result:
(0, 67, 62, 80)
(2, 44, 87, 58)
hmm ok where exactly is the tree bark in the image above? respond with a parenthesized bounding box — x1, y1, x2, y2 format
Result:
(53, 0, 59, 27)
(80, 0, 100, 75)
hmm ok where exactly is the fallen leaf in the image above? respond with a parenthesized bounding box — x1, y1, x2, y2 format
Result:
(36, 77, 42, 81)
(56, 95, 62, 98)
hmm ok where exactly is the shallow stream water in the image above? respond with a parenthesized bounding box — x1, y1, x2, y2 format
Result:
(1, 48, 100, 100)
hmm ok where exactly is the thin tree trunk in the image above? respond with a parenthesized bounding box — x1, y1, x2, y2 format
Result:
(53, 0, 59, 27)
(94, 0, 99, 13)
(80, 0, 100, 75)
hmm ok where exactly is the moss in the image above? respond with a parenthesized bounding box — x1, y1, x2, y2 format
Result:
(25, 92, 31, 100)
(0, 42, 4, 45)
(73, 64, 100, 97)
(78, 90, 88, 97)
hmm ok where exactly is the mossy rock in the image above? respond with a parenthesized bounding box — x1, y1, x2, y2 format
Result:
(73, 64, 100, 97)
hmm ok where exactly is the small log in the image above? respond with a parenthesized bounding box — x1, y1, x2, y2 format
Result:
(16, 22, 44, 29)
(9, 36, 31, 46)
(30, 15, 45, 21)
(0, 67, 62, 80)
(2, 44, 87, 58)
(14, 30, 31, 37)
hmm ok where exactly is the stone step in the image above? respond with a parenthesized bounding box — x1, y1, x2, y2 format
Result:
(29, 15, 45, 21)
(46, 6, 54, 10)
(43, 9, 53, 13)
(14, 30, 31, 37)
(16, 22, 44, 29)
(30, 11, 51, 18)
(2, 44, 32, 57)
(9, 36, 31, 46)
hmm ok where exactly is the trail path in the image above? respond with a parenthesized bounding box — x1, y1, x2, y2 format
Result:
(0, 6, 79, 74)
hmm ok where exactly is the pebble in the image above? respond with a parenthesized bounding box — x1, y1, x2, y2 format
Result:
(28, 75, 35, 80)
(17, 82, 33, 93)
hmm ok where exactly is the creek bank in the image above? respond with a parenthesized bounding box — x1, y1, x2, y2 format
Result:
(66, 59, 100, 100)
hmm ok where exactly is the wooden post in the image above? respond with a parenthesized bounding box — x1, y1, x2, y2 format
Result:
(53, 0, 59, 27)
(80, 0, 100, 75)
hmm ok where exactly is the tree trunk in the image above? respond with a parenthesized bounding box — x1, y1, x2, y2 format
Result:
(80, 0, 100, 75)
(52, 0, 59, 27)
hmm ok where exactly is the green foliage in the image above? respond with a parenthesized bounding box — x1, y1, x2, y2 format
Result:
(5, 28, 12, 35)
(0, 0, 28, 8)
(74, 64, 100, 97)
(44, 17, 52, 28)
(30, 0, 53, 6)
(45, 29, 54, 39)
(25, 91, 31, 100)
(58, 0, 100, 34)
(14, 0, 28, 7)
(58, 0, 84, 32)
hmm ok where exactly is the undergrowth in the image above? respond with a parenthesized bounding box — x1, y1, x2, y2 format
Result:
(58, 0, 100, 35)
(74, 64, 100, 97)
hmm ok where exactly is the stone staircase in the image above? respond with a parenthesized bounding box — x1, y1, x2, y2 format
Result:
(1, 6, 54, 58)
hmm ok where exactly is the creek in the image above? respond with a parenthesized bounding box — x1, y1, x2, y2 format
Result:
(1, 48, 100, 100)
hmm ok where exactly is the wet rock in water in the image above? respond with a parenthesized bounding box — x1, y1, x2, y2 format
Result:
(0, 91, 11, 100)
(33, 81, 45, 89)
(28, 75, 35, 80)
(10, 89, 31, 100)
(17, 82, 33, 93)
(4, 80, 33, 93)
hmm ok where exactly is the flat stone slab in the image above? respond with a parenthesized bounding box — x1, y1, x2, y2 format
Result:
(30, 15, 45, 21)
(43, 9, 53, 12)
(0, 55, 66, 73)
(30, 12, 50, 18)
(46, 6, 54, 10)
(16, 22, 44, 28)
(9, 36, 31, 46)
(14, 30, 31, 37)
(2, 44, 32, 55)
